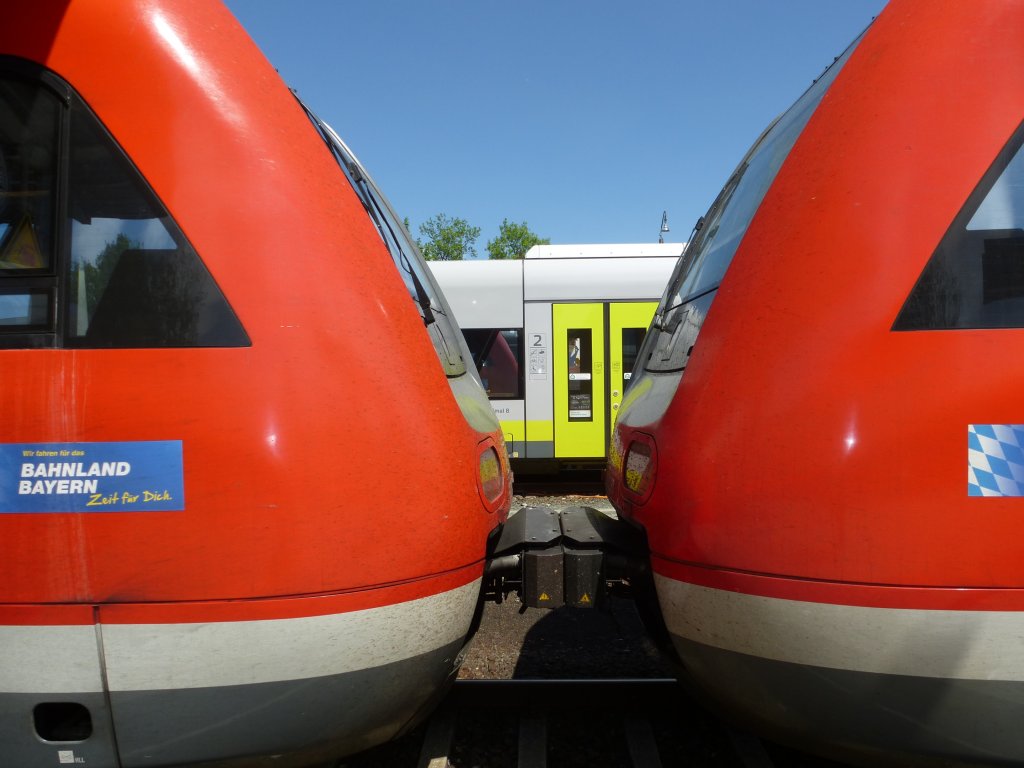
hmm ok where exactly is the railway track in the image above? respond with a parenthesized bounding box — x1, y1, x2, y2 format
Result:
(342, 678, 835, 768)
(423, 678, 730, 768)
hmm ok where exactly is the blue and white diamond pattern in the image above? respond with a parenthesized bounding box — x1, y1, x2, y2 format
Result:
(968, 424, 1024, 497)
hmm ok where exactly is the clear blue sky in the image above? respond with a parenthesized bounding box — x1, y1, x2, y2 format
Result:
(224, 1, 888, 255)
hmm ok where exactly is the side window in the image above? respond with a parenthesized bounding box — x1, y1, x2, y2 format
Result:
(0, 74, 60, 337)
(66, 99, 248, 347)
(0, 62, 248, 349)
(462, 328, 523, 399)
(895, 124, 1024, 330)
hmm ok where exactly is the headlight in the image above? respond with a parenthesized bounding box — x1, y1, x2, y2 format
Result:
(623, 433, 657, 504)
(477, 443, 505, 510)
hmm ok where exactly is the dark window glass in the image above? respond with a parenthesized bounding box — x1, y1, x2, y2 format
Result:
(301, 107, 468, 377)
(895, 125, 1024, 330)
(0, 74, 60, 335)
(0, 63, 246, 349)
(0, 284, 49, 326)
(65, 100, 247, 347)
(462, 328, 523, 399)
(644, 34, 861, 374)
(621, 327, 646, 388)
(660, 40, 856, 315)
(567, 328, 593, 421)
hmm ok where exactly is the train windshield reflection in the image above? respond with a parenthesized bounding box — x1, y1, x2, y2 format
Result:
(661, 38, 861, 316)
(640, 32, 866, 375)
(301, 104, 468, 376)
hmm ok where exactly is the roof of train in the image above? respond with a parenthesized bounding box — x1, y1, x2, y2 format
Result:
(429, 244, 682, 327)
(525, 243, 685, 259)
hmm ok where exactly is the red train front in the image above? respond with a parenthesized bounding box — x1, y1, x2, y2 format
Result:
(0, 1, 509, 766)
(607, 1, 1024, 765)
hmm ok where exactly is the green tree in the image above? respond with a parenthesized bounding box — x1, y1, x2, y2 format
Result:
(76, 233, 138, 311)
(417, 213, 480, 261)
(486, 218, 549, 260)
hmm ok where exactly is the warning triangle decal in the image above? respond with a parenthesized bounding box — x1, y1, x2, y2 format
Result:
(0, 215, 45, 269)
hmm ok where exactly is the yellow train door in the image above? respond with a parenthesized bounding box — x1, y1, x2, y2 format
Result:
(552, 303, 606, 458)
(608, 301, 658, 426)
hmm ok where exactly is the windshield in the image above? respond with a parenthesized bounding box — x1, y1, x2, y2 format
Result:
(661, 47, 856, 316)
(643, 32, 863, 374)
(301, 105, 468, 377)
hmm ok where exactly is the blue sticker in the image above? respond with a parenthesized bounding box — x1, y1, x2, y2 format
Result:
(0, 441, 184, 513)
(968, 425, 1024, 497)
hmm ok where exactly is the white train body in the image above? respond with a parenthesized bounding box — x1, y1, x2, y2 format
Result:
(430, 243, 682, 469)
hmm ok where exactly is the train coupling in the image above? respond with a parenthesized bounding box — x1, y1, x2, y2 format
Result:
(483, 505, 649, 609)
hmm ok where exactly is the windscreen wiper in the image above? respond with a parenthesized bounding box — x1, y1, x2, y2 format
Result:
(350, 169, 437, 326)
(298, 98, 437, 326)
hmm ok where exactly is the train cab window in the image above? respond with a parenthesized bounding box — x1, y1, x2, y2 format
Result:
(463, 328, 523, 399)
(0, 289, 48, 325)
(895, 124, 1024, 330)
(645, 35, 861, 373)
(0, 62, 248, 349)
(0, 74, 60, 339)
(300, 106, 468, 378)
(65, 99, 248, 347)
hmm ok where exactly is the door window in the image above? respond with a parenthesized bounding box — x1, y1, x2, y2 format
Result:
(567, 328, 593, 421)
(620, 327, 646, 388)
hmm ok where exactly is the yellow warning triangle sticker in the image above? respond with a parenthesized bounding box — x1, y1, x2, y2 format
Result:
(538, 592, 550, 602)
(1, 215, 45, 269)
(580, 593, 591, 604)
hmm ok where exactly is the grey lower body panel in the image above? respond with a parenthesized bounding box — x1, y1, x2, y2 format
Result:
(1, 692, 118, 768)
(524, 440, 554, 459)
(3, 638, 465, 768)
(672, 634, 1024, 767)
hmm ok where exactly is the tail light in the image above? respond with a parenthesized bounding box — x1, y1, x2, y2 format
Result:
(623, 433, 657, 504)
(477, 442, 507, 512)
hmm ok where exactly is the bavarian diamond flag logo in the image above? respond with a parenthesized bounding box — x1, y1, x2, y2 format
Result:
(968, 425, 1024, 497)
